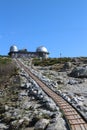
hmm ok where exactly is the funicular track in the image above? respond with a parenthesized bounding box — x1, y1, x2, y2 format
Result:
(16, 59, 87, 130)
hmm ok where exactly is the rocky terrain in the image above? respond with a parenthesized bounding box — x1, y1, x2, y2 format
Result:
(0, 58, 67, 130)
(0, 57, 87, 130)
(31, 58, 87, 120)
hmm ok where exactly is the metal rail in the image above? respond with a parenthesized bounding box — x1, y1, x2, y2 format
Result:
(16, 59, 87, 130)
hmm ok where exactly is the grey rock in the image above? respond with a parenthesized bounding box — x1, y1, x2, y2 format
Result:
(46, 117, 66, 130)
(57, 80, 64, 84)
(4, 105, 9, 111)
(40, 109, 53, 117)
(0, 123, 8, 130)
(64, 96, 71, 102)
(0, 90, 3, 97)
(77, 96, 84, 102)
(68, 79, 79, 85)
(70, 66, 87, 78)
(71, 97, 78, 104)
(10, 120, 20, 129)
(20, 117, 30, 126)
(19, 90, 28, 96)
(10, 117, 30, 129)
(21, 82, 31, 89)
(63, 62, 72, 69)
(34, 119, 49, 130)
(46, 102, 57, 111)
(3, 112, 12, 123)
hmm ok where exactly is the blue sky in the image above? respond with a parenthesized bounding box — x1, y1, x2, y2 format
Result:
(0, 0, 87, 57)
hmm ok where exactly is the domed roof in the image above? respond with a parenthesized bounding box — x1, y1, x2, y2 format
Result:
(10, 45, 18, 52)
(36, 46, 48, 53)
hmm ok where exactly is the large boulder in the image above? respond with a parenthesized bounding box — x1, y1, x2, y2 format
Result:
(63, 62, 72, 69)
(69, 66, 87, 78)
(46, 117, 66, 130)
(34, 119, 49, 130)
(45, 102, 57, 111)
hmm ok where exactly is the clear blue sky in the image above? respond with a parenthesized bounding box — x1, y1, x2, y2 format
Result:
(0, 0, 87, 57)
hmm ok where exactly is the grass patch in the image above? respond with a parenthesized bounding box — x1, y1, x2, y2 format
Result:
(32, 57, 72, 66)
(0, 57, 18, 86)
(0, 57, 11, 64)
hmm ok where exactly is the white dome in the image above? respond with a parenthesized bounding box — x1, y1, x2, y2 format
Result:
(10, 45, 18, 52)
(36, 46, 48, 53)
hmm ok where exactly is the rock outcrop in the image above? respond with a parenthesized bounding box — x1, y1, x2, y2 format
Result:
(69, 66, 87, 78)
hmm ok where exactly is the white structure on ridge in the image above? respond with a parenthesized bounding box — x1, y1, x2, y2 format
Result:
(8, 45, 49, 59)
(36, 46, 49, 59)
(10, 45, 18, 52)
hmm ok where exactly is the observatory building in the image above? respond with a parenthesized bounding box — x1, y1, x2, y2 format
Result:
(36, 46, 49, 59)
(10, 45, 18, 52)
(8, 45, 49, 59)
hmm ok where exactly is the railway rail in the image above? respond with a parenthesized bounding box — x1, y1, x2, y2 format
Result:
(16, 59, 87, 130)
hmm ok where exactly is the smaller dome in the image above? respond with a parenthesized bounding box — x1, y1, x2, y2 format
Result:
(10, 45, 18, 52)
(36, 46, 48, 53)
